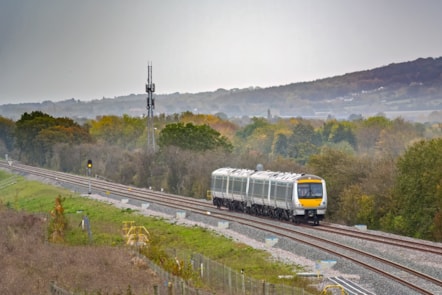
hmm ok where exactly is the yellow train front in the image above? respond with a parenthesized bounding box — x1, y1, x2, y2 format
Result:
(211, 168, 327, 225)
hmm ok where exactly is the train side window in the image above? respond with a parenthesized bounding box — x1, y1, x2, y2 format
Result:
(216, 176, 226, 191)
(270, 182, 277, 199)
(251, 179, 265, 198)
(231, 177, 243, 194)
(263, 181, 269, 198)
(273, 181, 289, 201)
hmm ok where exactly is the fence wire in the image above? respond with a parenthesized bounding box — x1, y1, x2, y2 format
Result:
(188, 253, 314, 295)
(50, 252, 315, 295)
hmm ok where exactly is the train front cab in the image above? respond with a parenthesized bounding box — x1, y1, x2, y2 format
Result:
(294, 177, 327, 225)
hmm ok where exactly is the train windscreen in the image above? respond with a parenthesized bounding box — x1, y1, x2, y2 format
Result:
(297, 183, 323, 199)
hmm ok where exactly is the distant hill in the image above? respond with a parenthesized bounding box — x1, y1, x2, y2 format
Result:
(1, 57, 442, 122)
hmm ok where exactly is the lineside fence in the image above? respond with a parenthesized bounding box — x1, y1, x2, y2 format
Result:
(187, 252, 315, 295)
(49, 281, 74, 295)
(50, 252, 315, 295)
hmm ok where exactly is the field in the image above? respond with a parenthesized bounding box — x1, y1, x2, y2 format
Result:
(0, 207, 161, 294)
(0, 170, 315, 294)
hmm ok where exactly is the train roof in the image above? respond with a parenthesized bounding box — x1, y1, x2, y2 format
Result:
(212, 167, 322, 182)
(212, 167, 255, 177)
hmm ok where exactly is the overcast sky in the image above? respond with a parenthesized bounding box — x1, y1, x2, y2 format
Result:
(1, 0, 441, 104)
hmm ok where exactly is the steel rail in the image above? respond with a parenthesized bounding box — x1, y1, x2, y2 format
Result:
(309, 223, 442, 255)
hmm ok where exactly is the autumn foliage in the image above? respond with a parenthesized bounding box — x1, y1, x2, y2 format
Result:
(49, 195, 67, 243)
(2, 110, 442, 241)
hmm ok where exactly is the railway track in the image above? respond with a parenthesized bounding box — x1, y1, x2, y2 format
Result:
(2, 160, 442, 294)
(311, 223, 442, 255)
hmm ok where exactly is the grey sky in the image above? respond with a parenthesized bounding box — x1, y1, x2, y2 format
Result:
(1, 0, 441, 103)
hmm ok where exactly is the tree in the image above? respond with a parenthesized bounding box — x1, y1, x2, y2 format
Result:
(287, 122, 321, 164)
(15, 112, 91, 166)
(339, 184, 362, 224)
(321, 119, 356, 148)
(235, 117, 269, 139)
(359, 156, 397, 229)
(375, 118, 424, 158)
(431, 180, 442, 241)
(272, 133, 289, 157)
(308, 147, 368, 220)
(233, 117, 275, 155)
(340, 184, 375, 225)
(89, 115, 145, 149)
(354, 116, 391, 155)
(392, 138, 442, 240)
(158, 122, 232, 152)
(159, 146, 230, 197)
(15, 112, 58, 165)
(0, 116, 15, 152)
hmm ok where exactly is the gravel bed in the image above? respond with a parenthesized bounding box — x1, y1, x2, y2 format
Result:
(87, 193, 442, 295)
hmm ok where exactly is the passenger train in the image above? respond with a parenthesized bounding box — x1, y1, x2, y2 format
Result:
(210, 167, 327, 225)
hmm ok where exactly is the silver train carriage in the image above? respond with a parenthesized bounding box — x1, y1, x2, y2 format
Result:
(210, 167, 327, 225)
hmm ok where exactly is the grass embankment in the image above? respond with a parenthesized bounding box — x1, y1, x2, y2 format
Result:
(0, 170, 317, 292)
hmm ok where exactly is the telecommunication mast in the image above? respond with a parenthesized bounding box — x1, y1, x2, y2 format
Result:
(146, 62, 156, 153)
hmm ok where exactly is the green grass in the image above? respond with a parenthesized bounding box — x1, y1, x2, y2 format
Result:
(0, 170, 310, 285)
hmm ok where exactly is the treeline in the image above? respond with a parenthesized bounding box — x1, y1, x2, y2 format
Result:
(1, 111, 442, 241)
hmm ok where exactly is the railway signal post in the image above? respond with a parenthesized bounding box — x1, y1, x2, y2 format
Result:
(87, 159, 92, 194)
